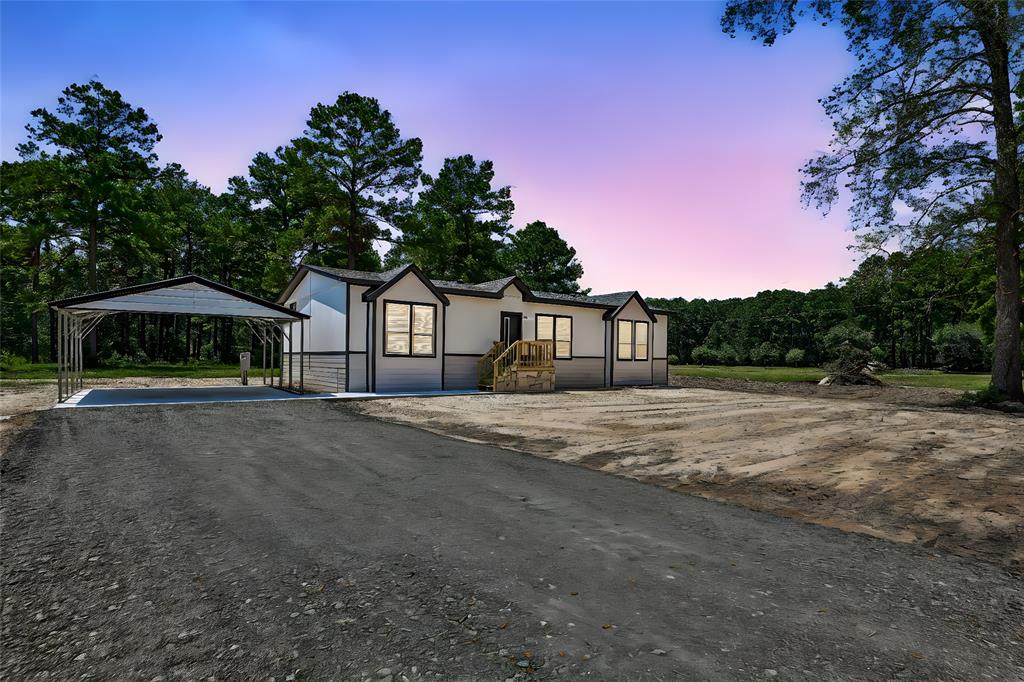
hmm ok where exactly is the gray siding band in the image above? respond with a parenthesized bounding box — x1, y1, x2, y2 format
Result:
(282, 353, 347, 392)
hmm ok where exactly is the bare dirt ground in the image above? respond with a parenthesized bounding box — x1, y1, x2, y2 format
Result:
(353, 387, 1024, 571)
(669, 374, 964, 407)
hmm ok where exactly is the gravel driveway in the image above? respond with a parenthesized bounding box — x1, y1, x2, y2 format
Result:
(2, 400, 1022, 681)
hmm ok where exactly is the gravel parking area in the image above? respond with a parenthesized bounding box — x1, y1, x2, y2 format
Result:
(2, 400, 1022, 680)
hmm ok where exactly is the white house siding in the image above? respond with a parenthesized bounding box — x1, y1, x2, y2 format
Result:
(443, 293, 504, 353)
(445, 289, 605, 355)
(652, 313, 669, 385)
(281, 271, 348, 392)
(653, 314, 669, 357)
(347, 284, 370, 391)
(348, 285, 369, 352)
(373, 273, 444, 392)
(611, 298, 654, 386)
(444, 288, 606, 388)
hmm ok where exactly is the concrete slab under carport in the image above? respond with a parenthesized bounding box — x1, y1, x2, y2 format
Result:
(56, 385, 480, 408)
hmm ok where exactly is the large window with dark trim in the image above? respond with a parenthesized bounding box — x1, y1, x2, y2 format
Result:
(617, 320, 633, 360)
(617, 320, 649, 361)
(535, 314, 572, 359)
(384, 301, 435, 356)
(634, 321, 649, 360)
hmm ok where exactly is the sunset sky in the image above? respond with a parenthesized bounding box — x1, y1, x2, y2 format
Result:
(1, 1, 857, 299)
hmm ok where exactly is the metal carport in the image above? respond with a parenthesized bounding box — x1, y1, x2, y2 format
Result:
(48, 275, 309, 402)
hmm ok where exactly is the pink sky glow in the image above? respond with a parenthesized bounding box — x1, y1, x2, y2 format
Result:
(2, 2, 859, 299)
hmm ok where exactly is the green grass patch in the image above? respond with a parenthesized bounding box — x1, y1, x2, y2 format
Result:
(670, 364, 990, 391)
(878, 370, 990, 391)
(670, 364, 826, 383)
(0, 362, 279, 381)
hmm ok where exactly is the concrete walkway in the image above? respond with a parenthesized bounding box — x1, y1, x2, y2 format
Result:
(57, 385, 479, 408)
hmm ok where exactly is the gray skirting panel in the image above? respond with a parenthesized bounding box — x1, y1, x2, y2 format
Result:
(282, 352, 347, 392)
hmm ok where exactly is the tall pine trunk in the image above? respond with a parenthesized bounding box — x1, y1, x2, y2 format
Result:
(49, 311, 57, 362)
(980, 6, 1023, 400)
(138, 314, 147, 357)
(347, 193, 359, 268)
(30, 312, 39, 364)
(87, 212, 99, 362)
(29, 247, 40, 363)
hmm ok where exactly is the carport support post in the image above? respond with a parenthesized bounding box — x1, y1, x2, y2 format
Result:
(70, 314, 75, 392)
(70, 315, 74, 393)
(299, 318, 304, 393)
(72, 315, 78, 394)
(75, 315, 82, 393)
(278, 325, 284, 389)
(78, 317, 85, 391)
(60, 311, 68, 400)
(56, 310, 63, 402)
(288, 321, 294, 390)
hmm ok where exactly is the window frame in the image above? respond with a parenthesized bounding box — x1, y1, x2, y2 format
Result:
(534, 313, 573, 359)
(617, 319, 651, 362)
(382, 300, 437, 358)
(616, 319, 634, 361)
(634, 320, 649, 361)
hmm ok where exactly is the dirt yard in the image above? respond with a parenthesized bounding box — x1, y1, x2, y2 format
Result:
(353, 387, 1024, 570)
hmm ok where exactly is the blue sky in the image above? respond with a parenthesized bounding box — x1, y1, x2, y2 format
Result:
(2, 1, 855, 298)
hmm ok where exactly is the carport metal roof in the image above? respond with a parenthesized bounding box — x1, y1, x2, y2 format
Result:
(49, 275, 308, 320)
(49, 275, 309, 402)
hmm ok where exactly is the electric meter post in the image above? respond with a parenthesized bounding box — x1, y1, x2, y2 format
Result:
(239, 351, 251, 386)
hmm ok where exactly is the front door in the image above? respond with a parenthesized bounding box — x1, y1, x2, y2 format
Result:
(500, 312, 522, 346)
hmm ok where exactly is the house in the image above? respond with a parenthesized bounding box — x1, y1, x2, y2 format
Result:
(277, 263, 670, 393)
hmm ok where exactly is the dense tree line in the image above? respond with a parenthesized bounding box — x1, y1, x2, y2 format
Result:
(1, 69, 1018, 393)
(721, 0, 1022, 398)
(1, 82, 586, 365)
(651, 244, 1001, 373)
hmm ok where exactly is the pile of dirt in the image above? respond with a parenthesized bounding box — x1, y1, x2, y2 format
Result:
(354, 387, 1024, 571)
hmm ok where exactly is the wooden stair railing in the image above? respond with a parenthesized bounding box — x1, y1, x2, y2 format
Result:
(491, 340, 555, 390)
(477, 341, 506, 390)
(478, 340, 556, 391)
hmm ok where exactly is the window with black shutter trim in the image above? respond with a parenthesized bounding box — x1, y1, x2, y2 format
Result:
(536, 314, 572, 359)
(384, 302, 435, 356)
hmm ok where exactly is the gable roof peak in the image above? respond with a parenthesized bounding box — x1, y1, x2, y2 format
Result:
(361, 263, 451, 305)
(602, 290, 657, 322)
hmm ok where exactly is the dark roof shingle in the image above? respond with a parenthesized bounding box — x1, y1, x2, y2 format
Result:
(297, 265, 669, 314)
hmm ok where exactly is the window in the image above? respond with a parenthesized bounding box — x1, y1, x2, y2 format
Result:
(617, 320, 649, 361)
(536, 314, 572, 359)
(634, 321, 649, 360)
(617, 320, 633, 360)
(384, 301, 435, 356)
